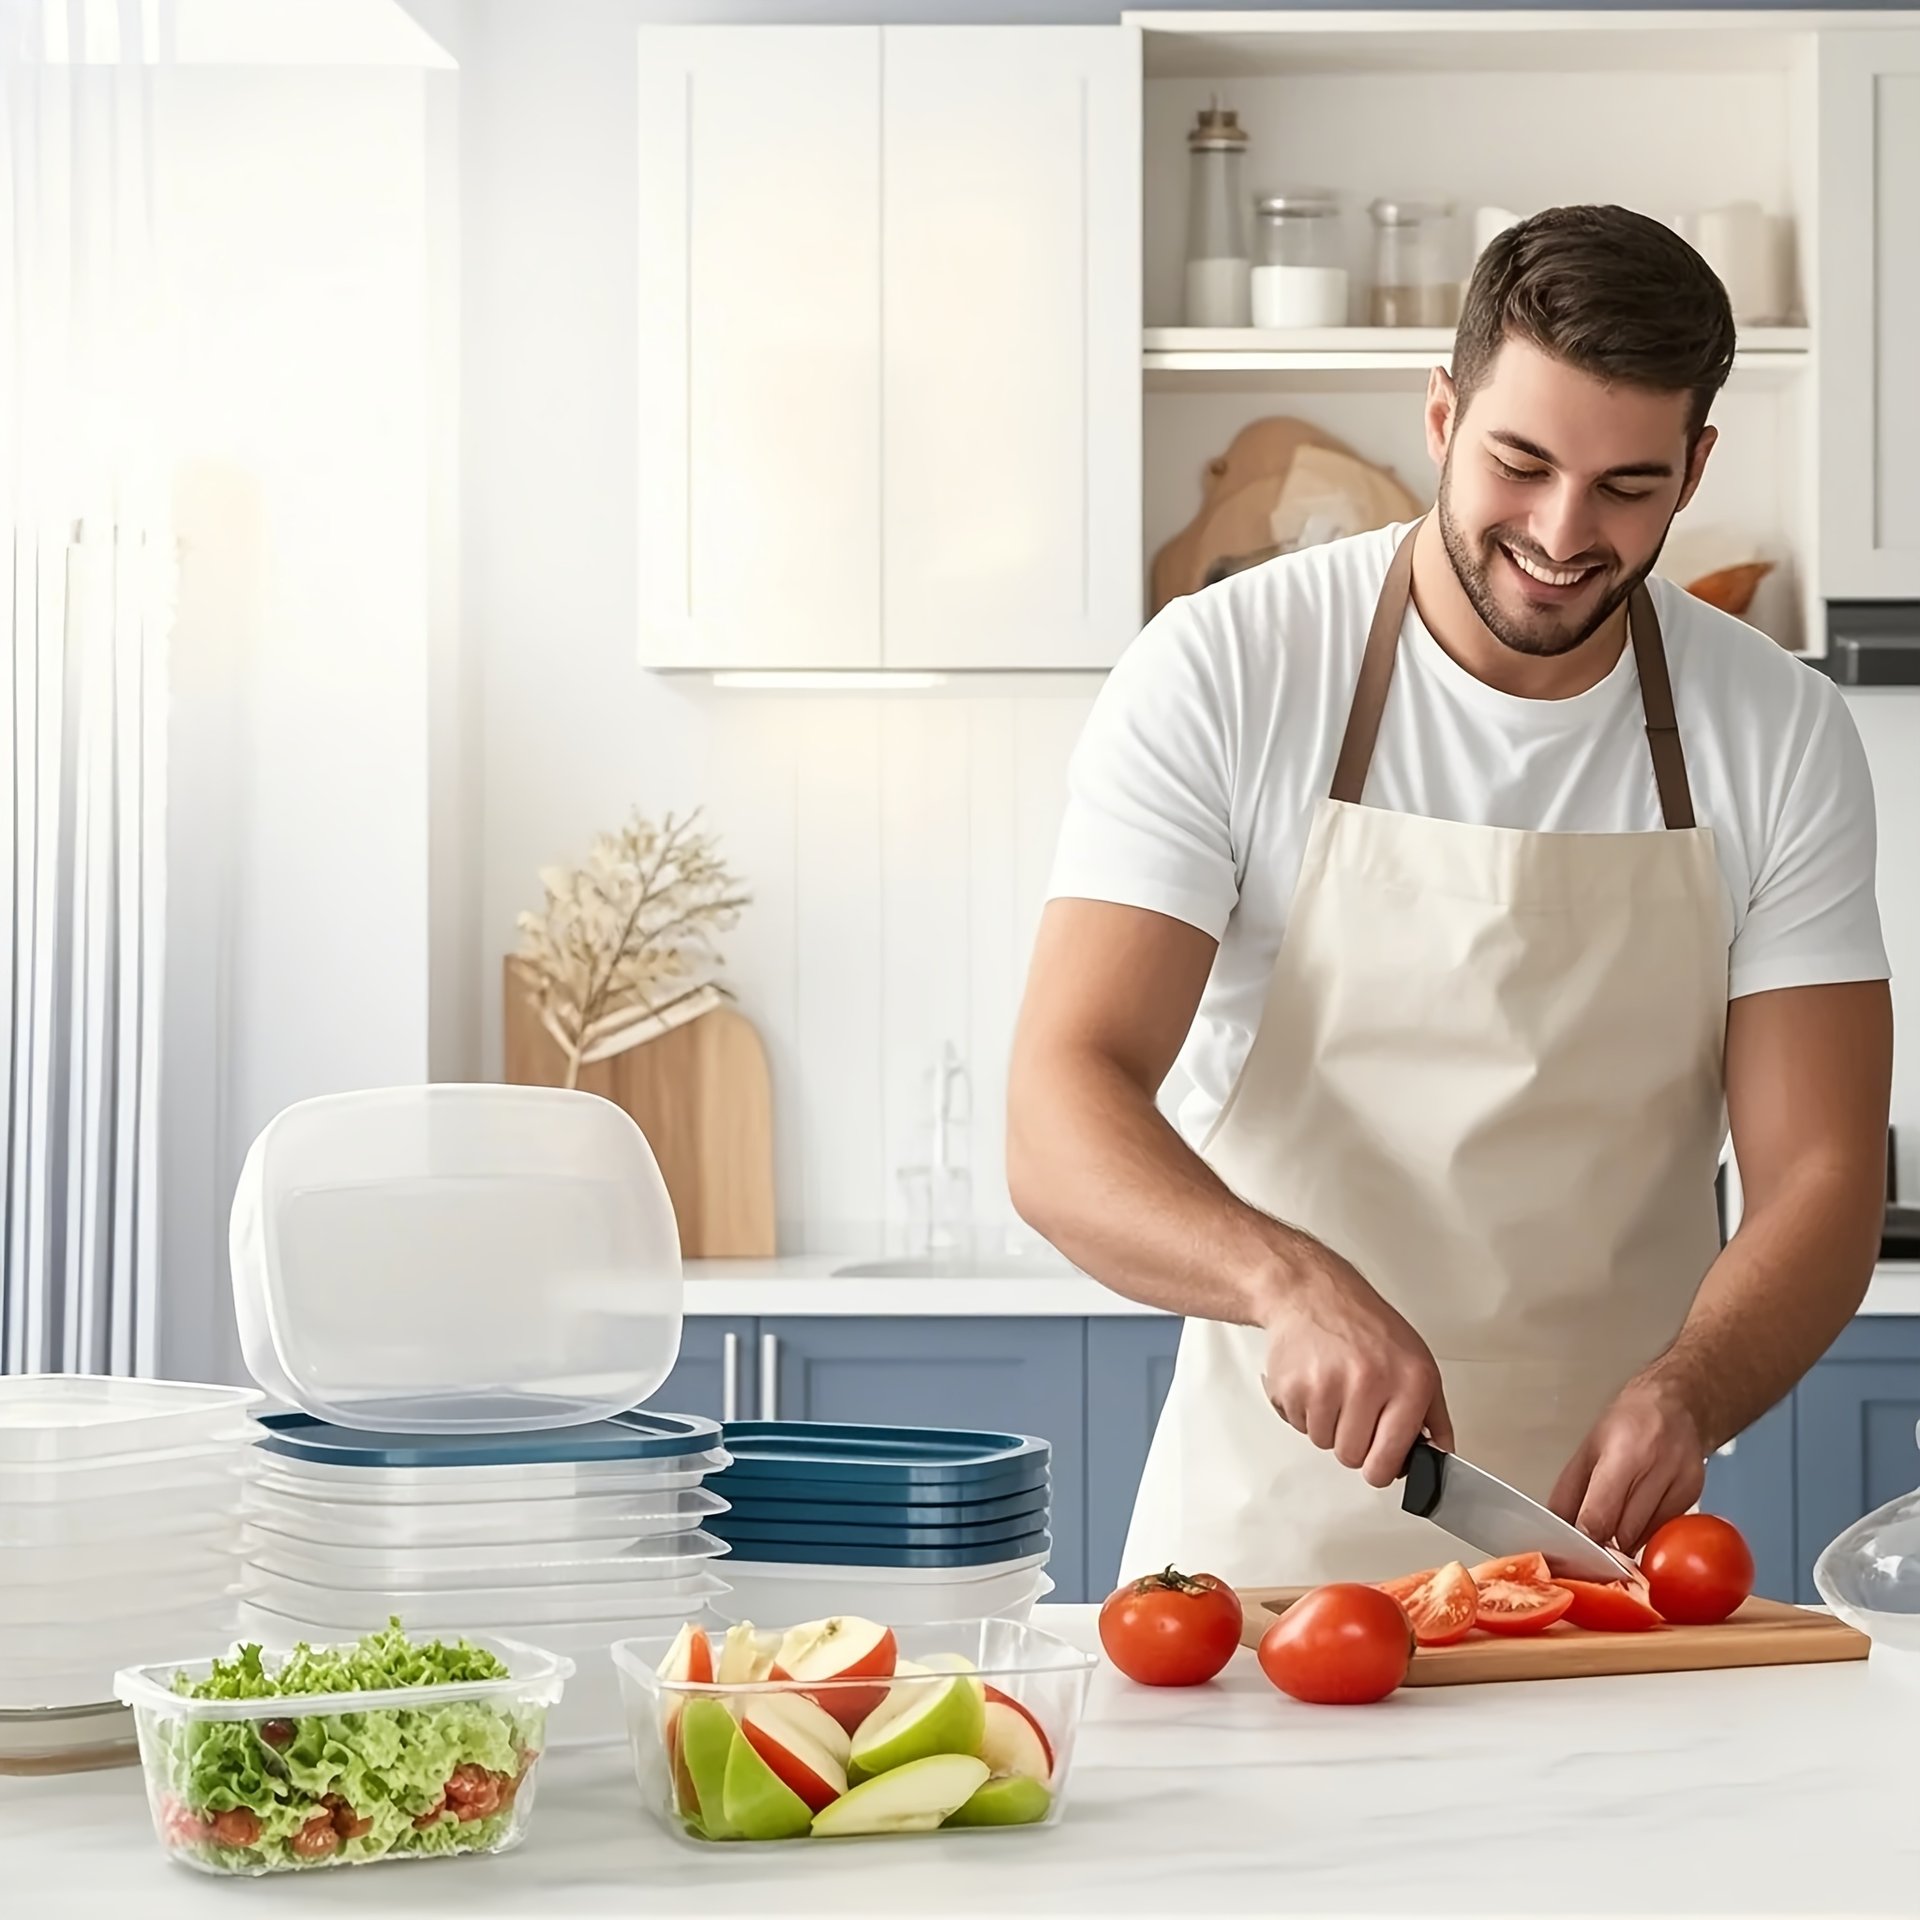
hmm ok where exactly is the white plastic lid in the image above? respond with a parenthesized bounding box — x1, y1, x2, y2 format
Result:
(229, 1085, 682, 1433)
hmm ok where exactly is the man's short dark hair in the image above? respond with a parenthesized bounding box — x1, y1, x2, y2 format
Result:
(1452, 205, 1738, 441)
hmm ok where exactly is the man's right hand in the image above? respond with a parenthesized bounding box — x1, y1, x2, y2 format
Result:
(1259, 1249, 1454, 1489)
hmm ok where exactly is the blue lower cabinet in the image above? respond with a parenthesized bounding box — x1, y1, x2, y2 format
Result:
(1085, 1316, 1183, 1599)
(646, 1315, 757, 1427)
(1698, 1395, 1797, 1602)
(759, 1317, 1089, 1603)
(1792, 1316, 1920, 1603)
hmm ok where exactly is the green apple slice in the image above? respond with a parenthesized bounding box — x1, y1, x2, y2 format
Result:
(722, 1718, 814, 1841)
(678, 1696, 742, 1841)
(810, 1754, 991, 1838)
(944, 1775, 1052, 1828)
(848, 1671, 986, 1781)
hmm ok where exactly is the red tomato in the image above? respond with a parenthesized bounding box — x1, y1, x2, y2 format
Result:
(1099, 1566, 1243, 1686)
(1375, 1567, 1436, 1604)
(1640, 1515, 1754, 1626)
(1401, 1561, 1478, 1646)
(1469, 1552, 1552, 1589)
(1258, 1584, 1413, 1705)
(1473, 1578, 1575, 1635)
(1553, 1578, 1667, 1632)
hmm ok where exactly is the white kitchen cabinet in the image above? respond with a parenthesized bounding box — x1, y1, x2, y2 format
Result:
(636, 25, 1140, 672)
(1816, 29, 1920, 604)
(636, 28, 882, 669)
(882, 28, 1142, 670)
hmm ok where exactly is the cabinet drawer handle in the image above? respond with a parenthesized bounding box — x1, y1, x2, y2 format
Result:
(722, 1332, 740, 1425)
(760, 1333, 778, 1421)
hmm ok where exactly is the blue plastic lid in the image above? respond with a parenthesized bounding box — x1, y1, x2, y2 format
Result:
(704, 1529, 1052, 1569)
(718, 1486, 1049, 1529)
(712, 1509, 1049, 1550)
(254, 1407, 721, 1469)
(717, 1422, 1048, 1487)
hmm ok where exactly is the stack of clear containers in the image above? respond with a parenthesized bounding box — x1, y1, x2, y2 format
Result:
(227, 1085, 712, 1748)
(1, 1375, 261, 1773)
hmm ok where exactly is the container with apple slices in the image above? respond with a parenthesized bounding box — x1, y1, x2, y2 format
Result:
(612, 1615, 1095, 1844)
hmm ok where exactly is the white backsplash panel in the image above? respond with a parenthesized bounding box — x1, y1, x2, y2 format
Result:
(695, 689, 1096, 1257)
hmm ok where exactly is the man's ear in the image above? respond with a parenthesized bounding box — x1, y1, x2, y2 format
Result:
(1675, 423, 1718, 513)
(1425, 367, 1458, 470)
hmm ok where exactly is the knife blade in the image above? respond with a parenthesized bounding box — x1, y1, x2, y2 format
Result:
(1400, 1438, 1640, 1582)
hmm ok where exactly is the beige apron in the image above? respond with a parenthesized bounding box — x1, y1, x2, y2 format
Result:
(1122, 527, 1730, 1587)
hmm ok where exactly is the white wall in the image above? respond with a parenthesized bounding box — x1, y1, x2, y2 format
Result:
(157, 66, 456, 1381)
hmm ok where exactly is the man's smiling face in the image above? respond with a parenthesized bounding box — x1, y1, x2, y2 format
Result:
(1431, 334, 1715, 659)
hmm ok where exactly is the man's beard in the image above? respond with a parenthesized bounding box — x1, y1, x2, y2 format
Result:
(1436, 455, 1667, 660)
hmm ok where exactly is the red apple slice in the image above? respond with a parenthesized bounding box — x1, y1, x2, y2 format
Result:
(980, 1696, 1053, 1783)
(658, 1623, 715, 1744)
(773, 1617, 898, 1733)
(739, 1697, 849, 1814)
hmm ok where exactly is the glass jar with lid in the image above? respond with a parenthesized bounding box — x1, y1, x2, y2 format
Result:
(1251, 192, 1348, 329)
(1183, 100, 1250, 327)
(1368, 199, 1459, 328)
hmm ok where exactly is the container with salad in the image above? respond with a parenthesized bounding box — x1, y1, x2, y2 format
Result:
(114, 1621, 571, 1875)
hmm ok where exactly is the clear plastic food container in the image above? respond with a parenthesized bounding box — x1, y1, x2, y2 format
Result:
(246, 1527, 728, 1593)
(251, 1447, 728, 1503)
(245, 1482, 727, 1550)
(0, 1599, 241, 1671)
(0, 1376, 261, 1465)
(709, 1554, 1052, 1629)
(229, 1083, 682, 1433)
(613, 1617, 1095, 1846)
(0, 1437, 253, 1504)
(0, 1565, 244, 1629)
(115, 1629, 571, 1876)
(2, 1519, 242, 1586)
(243, 1567, 731, 1634)
(1813, 1425, 1920, 1681)
(0, 1481, 251, 1550)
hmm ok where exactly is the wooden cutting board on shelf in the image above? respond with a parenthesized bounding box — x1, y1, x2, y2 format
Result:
(1238, 1587, 1869, 1686)
(502, 959, 776, 1258)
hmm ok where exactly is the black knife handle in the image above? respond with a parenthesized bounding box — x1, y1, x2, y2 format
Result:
(1401, 1437, 1446, 1518)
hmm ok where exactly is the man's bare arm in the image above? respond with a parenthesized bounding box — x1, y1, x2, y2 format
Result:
(1552, 980, 1892, 1548)
(1007, 898, 1452, 1483)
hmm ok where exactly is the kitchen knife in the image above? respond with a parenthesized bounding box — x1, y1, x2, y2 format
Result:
(1400, 1438, 1640, 1582)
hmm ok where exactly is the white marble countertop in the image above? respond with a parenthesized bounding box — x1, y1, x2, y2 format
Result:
(687, 1255, 1920, 1318)
(7, 1605, 1917, 1919)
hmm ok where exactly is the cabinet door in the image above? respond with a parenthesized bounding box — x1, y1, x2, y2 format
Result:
(760, 1317, 1088, 1602)
(1816, 31, 1920, 601)
(636, 28, 882, 668)
(881, 27, 1141, 669)
(1793, 1318, 1920, 1602)
(644, 1316, 756, 1428)
(1085, 1317, 1182, 1598)
(1698, 1395, 1797, 1603)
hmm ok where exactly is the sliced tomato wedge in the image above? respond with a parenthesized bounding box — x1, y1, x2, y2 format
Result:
(1469, 1552, 1552, 1589)
(1401, 1561, 1478, 1647)
(1553, 1578, 1667, 1632)
(1375, 1567, 1438, 1604)
(1474, 1578, 1574, 1636)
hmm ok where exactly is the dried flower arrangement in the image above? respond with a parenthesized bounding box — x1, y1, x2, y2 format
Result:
(511, 808, 749, 1089)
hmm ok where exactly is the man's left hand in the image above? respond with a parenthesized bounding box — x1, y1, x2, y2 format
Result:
(1549, 1373, 1710, 1555)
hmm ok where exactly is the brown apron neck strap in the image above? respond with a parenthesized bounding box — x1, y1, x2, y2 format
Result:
(1329, 525, 1697, 830)
(1627, 579, 1695, 830)
(1328, 526, 1418, 806)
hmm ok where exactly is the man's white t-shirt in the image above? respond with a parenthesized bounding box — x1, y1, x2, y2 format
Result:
(1047, 522, 1890, 1146)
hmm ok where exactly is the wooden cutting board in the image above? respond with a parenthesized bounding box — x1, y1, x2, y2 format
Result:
(1238, 1586, 1869, 1685)
(502, 960, 776, 1257)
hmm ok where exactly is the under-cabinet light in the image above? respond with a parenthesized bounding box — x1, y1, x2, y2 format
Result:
(709, 670, 948, 690)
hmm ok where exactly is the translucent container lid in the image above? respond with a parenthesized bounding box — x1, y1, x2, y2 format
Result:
(717, 1422, 1048, 1490)
(246, 1528, 728, 1594)
(229, 1084, 683, 1433)
(1, 1519, 243, 1587)
(0, 1376, 261, 1465)
(1, 1570, 243, 1631)
(0, 1437, 254, 1505)
(241, 1569, 730, 1633)
(0, 1480, 252, 1550)
(0, 1598, 240, 1673)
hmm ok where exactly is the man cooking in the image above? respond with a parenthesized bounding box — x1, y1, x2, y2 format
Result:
(1007, 205, 1893, 1586)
